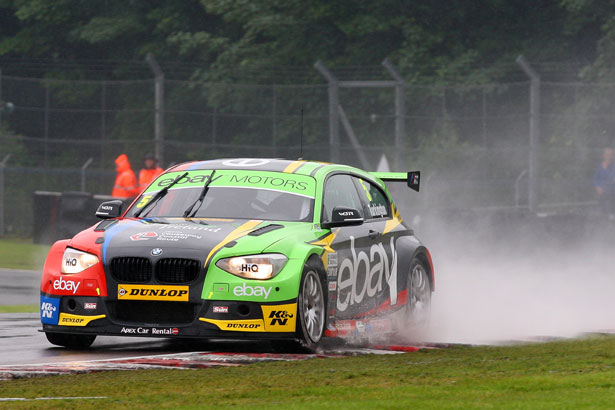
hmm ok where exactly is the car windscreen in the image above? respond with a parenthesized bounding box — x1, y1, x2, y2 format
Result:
(127, 170, 316, 222)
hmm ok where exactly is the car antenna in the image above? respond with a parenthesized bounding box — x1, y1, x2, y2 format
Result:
(299, 108, 304, 160)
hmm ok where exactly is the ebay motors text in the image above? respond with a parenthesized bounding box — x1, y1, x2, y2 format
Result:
(156, 173, 309, 191)
(337, 236, 398, 312)
(118, 284, 189, 301)
(53, 277, 80, 294)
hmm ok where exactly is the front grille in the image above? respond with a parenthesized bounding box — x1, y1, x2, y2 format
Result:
(155, 258, 200, 284)
(106, 301, 198, 325)
(110, 257, 152, 283)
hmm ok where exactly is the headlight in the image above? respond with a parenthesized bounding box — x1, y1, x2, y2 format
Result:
(215, 254, 287, 280)
(61, 248, 99, 274)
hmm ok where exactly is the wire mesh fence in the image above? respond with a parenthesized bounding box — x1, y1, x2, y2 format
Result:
(0, 67, 611, 236)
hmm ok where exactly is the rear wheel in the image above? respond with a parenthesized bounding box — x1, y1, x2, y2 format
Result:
(405, 258, 431, 327)
(45, 332, 96, 349)
(296, 259, 327, 351)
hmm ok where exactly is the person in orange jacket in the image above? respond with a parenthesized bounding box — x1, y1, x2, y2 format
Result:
(138, 153, 164, 191)
(112, 154, 139, 198)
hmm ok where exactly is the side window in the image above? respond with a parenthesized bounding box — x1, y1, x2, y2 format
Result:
(354, 178, 390, 219)
(322, 174, 364, 222)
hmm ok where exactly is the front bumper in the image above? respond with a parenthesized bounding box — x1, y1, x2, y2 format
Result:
(40, 294, 298, 339)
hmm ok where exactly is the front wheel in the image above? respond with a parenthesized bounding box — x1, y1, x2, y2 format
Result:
(45, 332, 96, 349)
(296, 259, 327, 351)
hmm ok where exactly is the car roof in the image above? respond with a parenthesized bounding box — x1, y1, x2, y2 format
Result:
(169, 158, 372, 180)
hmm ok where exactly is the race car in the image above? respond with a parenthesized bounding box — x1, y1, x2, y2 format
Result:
(40, 158, 434, 350)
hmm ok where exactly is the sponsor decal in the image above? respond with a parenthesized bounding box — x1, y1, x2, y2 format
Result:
(120, 326, 177, 335)
(335, 321, 352, 331)
(327, 267, 338, 278)
(213, 306, 229, 314)
(232, 283, 272, 300)
(213, 283, 229, 293)
(227, 322, 261, 329)
(53, 276, 81, 295)
(132, 229, 218, 242)
(40, 296, 60, 325)
(130, 231, 158, 241)
(117, 284, 189, 301)
(327, 253, 338, 267)
(262, 304, 297, 332)
(368, 204, 388, 217)
(151, 248, 163, 256)
(356, 321, 366, 333)
(228, 174, 309, 191)
(328, 281, 337, 291)
(199, 318, 265, 332)
(83, 279, 98, 292)
(152, 327, 179, 335)
(121, 327, 150, 334)
(338, 211, 355, 217)
(157, 224, 221, 232)
(84, 302, 97, 310)
(337, 236, 398, 312)
(58, 313, 106, 327)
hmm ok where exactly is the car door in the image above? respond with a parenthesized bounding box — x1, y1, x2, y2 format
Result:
(350, 176, 399, 315)
(320, 173, 373, 320)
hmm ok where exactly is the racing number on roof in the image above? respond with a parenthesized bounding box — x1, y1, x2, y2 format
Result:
(221, 159, 270, 167)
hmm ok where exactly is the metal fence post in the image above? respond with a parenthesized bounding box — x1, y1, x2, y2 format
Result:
(382, 59, 406, 171)
(44, 83, 50, 169)
(81, 157, 93, 192)
(516, 55, 541, 213)
(146, 53, 165, 165)
(272, 84, 277, 157)
(314, 61, 340, 163)
(0, 68, 3, 126)
(101, 80, 106, 171)
(0, 154, 11, 236)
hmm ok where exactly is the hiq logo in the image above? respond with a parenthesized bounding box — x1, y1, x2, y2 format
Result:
(40, 296, 60, 325)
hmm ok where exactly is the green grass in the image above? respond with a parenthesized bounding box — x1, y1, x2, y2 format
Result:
(0, 304, 38, 313)
(2, 336, 615, 409)
(0, 239, 48, 270)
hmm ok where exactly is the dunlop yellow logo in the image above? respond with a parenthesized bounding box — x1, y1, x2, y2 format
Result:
(199, 318, 265, 332)
(58, 313, 105, 327)
(117, 284, 189, 301)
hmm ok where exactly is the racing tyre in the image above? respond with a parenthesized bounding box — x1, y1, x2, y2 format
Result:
(405, 258, 431, 328)
(45, 332, 96, 349)
(296, 258, 327, 351)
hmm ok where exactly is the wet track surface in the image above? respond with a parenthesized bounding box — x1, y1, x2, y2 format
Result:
(0, 269, 418, 378)
(0, 312, 416, 380)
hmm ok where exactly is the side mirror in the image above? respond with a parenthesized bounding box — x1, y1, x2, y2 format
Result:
(321, 207, 364, 229)
(95, 200, 123, 219)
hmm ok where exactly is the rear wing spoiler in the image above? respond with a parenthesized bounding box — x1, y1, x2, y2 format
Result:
(370, 171, 420, 192)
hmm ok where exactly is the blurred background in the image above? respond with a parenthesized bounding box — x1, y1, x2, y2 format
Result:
(0, 0, 614, 241)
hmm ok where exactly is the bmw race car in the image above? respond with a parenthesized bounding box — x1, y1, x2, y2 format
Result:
(40, 158, 434, 350)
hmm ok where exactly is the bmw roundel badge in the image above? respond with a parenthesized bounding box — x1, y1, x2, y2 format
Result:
(151, 248, 163, 256)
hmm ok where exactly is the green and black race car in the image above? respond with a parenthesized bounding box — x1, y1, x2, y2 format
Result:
(40, 158, 434, 350)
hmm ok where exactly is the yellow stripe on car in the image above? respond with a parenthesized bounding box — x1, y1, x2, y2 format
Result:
(283, 160, 306, 174)
(204, 220, 262, 267)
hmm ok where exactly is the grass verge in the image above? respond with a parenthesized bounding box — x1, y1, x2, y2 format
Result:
(0, 239, 48, 270)
(2, 335, 615, 409)
(0, 305, 38, 313)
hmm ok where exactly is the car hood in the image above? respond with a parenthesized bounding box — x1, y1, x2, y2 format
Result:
(75, 218, 314, 265)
